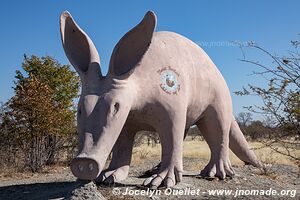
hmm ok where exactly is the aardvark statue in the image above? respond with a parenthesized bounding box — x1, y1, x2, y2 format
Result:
(60, 10, 262, 188)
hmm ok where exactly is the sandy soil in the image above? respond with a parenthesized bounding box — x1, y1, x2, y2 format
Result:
(0, 157, 299, 200)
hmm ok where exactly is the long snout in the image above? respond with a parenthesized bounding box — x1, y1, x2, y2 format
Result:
(70, 153, 102, 180)
(71, 108, 129, 180)
(70, 132, 103, 180)
(70, 130, 119, 180)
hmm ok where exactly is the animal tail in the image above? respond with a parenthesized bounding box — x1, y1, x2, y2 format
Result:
(229, 117, 263, 168)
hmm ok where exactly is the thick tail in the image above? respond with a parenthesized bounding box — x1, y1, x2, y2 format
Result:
(229, 117, 263, 168)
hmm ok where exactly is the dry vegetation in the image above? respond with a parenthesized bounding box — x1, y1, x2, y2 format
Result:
(131, 136, 300, 171)
(2, 136, 298, 180)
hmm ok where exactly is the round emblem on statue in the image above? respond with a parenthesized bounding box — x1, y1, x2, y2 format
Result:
(157, 66, 180, 95)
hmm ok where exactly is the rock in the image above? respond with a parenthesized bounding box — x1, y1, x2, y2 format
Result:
(69, 181, 105, 200)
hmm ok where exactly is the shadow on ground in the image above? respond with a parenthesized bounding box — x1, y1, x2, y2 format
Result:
(0, 181, 84, 200)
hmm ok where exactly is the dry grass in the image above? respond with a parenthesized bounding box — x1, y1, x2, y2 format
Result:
(132, 144, 161, 165)
(2, 137, 297, 179)
(131, 137, 299, 168)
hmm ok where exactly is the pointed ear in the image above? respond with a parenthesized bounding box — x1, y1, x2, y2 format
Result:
(60, 11, 102, 77)
(109, 11, 157, 76)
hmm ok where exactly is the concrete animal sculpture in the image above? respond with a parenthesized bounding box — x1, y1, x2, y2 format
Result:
(60, 10, 262, 188)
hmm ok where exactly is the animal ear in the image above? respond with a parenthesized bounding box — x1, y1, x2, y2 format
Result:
(60, 11, 102, 77)
(109, 11, 157, 76)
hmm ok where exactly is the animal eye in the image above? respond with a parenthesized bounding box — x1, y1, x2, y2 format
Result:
(113, 102, 120, 116)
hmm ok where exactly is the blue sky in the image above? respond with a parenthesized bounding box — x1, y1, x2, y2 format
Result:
(0, 1, 299, 116)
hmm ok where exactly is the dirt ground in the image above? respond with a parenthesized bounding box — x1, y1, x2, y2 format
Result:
(0, 140, 299, 200)
(0, 159, 299, 200)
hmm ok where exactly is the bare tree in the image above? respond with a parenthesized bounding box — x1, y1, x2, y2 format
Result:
(236, 112, 253, 127)
(235, 38, 300, 167)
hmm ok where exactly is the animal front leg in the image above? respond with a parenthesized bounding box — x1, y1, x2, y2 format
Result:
(95, 126, 136, 186)
(140, 128, 189, 178)
(196, 117, 235, 179)
(142, 114, 185, 188)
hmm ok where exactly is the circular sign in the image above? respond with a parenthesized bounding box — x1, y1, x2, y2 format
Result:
(158, 67, 180, 95)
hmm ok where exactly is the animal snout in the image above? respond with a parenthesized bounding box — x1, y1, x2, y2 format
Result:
(70, 157, 100, 180)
